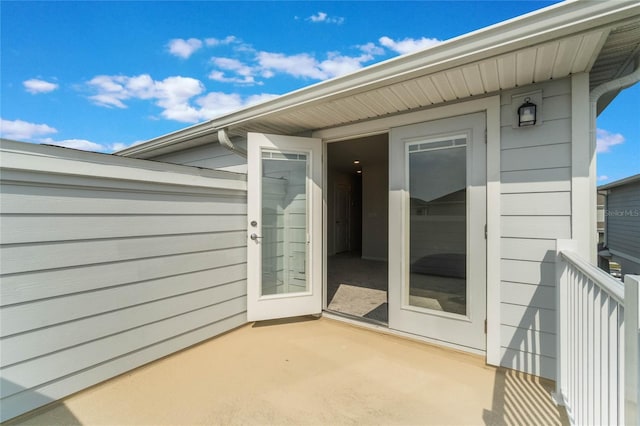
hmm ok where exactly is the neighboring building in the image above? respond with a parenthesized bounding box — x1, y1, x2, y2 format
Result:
(1, 1, 640, 422)
(597, 192, 606, 244)
(598, 174, 640, 277)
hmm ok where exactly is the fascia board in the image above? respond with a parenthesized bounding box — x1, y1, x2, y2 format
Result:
(598, 173, 640, 190)
(117, 121, 217, 157)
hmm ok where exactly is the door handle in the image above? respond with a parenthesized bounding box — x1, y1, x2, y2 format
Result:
(250, 233, 262, 240)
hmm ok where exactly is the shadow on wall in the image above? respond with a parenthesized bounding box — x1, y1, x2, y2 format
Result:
(0, 379, 80, 425)
(482, 254, 569, 425)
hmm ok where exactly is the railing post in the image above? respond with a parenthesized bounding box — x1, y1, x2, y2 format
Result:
(625, 274, 640, 426)
(555, 239, 577, 408)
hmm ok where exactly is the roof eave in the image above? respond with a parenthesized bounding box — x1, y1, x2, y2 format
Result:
(598, 174, 640, 190)
(117, 0, 640, 158)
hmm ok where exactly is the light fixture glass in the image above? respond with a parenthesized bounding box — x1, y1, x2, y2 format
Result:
(353, 160, 360, 164)
(518, 97, 537, 127)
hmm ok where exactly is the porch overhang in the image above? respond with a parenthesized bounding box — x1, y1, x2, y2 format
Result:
(117, 0, 640, 159)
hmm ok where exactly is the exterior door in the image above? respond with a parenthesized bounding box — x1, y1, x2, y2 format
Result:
(388, 112, 486, 351)
(247, 133, 323, 321)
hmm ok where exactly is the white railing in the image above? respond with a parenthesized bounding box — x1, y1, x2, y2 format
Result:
(555, 239, 640, 425)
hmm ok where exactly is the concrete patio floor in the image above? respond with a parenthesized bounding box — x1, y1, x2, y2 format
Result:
(7, 316, 568, 426)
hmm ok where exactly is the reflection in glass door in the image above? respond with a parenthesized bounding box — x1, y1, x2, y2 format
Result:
(407, 136, 467, 315)
(388, 112, 486, 351)
(261, 150, 309, 296)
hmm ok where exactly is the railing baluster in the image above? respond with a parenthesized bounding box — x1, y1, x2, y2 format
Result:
(555, 241, 629, 426)
(609, 299, 619, 425)
(576, 274, 588, 424)
(585, 277, 596, 424)
(618, 305, 624, 425)
(593, 284, 601, 424)
(624, 275, 640, 426)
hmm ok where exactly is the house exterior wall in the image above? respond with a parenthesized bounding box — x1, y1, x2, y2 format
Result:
(499, 78, 572, 379)
(606, 179, 640, 275)
(139, 78, 575, 381)
(0, 141, 248, 422)
(151, 139, 248, 174)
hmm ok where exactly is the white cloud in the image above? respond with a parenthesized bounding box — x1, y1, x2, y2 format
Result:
(166, 36, 239, 59)
(307, 12, 344, 24)
(209, 57, 258, 85)
(205, 36, 237, 47)
(0, 119, 137, 153)
(87, 74, 205, 120)
(87, 73, 277, 123)
(320, 52, 373, 77)
(359, 42, 385, 56)
(596, 128, 625, 153)
(87, 74, 162, 108)
(258, 52, 325, 79)
(598, 175, 610, 182)
(155, 76, 207, 122)
(40, 137, 137, 153)
(379, 36, 441, 55)
(168, 38, 203, 59)
(111, 140, 145, 152)
(191, 92, 278, 122)
(40, 137, 105, 151)
(257, 50, 374, 80)
(23, 79, 59, 94)
(0, 118, 58, 140)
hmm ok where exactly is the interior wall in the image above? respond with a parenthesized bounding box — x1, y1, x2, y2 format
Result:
(327, 134, 387, 260)
(327, 170, 361, 255)
(362, 162, 389, 261)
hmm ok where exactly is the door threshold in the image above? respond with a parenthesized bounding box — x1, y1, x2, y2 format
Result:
(323, 311, 487, 358)
(323, 309, 388, 327)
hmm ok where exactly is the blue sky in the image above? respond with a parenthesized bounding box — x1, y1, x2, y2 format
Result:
(1, 1, 638, 182)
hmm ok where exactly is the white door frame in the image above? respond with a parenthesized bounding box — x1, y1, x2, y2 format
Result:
(314, 96, 501, 366)
(247, 132, 323, 322)
(389, 112, 486, 352)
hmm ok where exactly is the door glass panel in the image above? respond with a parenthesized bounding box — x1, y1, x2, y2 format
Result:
(407, 136, 467, 315)
(261, 150, 308, 296)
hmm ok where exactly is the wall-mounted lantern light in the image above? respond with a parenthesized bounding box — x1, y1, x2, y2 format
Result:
(517, 97, 537, 127)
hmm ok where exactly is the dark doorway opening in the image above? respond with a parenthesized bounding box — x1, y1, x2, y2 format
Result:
(326, 134, 389, 324)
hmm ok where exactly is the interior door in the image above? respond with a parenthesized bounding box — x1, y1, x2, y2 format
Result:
(388, 112, 486, 351)
(247, 132, 323, 322)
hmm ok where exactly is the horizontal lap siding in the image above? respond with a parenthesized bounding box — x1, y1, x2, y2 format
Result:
(498, 78, 571, 379)
(152, 142, 248, 173)
(0, 142, 248, 421)
(606, 181, 640, 274)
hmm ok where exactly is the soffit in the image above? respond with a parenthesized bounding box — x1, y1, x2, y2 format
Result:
(226, 30, 609, 139)
(590, 20, 640, 89)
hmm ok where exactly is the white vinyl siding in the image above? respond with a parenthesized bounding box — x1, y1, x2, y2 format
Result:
(151, 140, 248, 173)
(606, 180, 640, 274)
(498, 78, 572, 379)
(0, 141, 248, 422)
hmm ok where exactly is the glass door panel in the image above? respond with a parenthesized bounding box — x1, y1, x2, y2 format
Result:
(261, 151, 309, 296)
(408, 137, 467, 315)
(388, 112, 486, 351)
